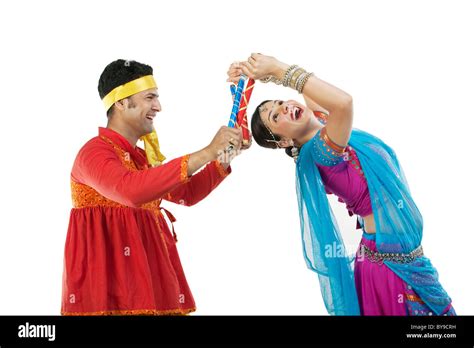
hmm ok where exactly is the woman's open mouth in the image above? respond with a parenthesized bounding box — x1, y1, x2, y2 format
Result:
(292, 106, 303, 121)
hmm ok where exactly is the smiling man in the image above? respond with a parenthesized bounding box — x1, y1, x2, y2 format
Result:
(61, 59, 242, 315)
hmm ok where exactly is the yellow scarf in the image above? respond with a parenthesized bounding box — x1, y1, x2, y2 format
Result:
(140, 129, 166, 167)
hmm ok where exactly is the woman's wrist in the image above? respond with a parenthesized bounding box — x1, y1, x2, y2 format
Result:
(259, 61, 289, 84)
(262, 62, 313, 93)
(271, 61, 290, 80)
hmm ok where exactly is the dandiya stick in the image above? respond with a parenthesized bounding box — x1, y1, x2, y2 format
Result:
(235, 78, 254, 148)
(227, 75, 247, 127)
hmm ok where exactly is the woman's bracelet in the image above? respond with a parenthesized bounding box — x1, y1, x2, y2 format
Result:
(295, 72, 314, 93)
(282, 65, 299, 87)
(259, 64, 313, 93)
(260, 75, 283, 85)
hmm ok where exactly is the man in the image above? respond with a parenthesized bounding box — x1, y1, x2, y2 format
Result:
(61, 59, 242, 315)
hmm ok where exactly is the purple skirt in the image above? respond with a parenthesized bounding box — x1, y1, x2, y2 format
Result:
(354, 233, 456, 316)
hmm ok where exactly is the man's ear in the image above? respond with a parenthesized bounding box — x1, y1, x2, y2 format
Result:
(278, 138, 294, 148)
(114, 98, 127, 111)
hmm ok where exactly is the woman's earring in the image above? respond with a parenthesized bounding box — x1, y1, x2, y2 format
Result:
(291, 146, 299, 162)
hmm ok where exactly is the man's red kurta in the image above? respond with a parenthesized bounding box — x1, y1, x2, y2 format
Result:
(61, 127, 230, 315)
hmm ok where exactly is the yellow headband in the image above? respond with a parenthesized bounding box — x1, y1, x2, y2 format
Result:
(102, 75, 157, 110)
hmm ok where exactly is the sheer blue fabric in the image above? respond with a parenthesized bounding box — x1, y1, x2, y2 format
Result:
(296, 128, 453, 315)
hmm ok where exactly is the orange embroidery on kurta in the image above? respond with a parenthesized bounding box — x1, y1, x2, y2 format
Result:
(214, 161, 229, 178)
(61, 307, 196, 316)
(72, 136, 163, 215)
(180, 155, 190, 183)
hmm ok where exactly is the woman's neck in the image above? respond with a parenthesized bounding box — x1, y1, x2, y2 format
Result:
(294, 117, 323, 147)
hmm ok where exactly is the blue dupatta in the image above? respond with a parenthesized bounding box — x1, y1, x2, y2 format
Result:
(296, 128, 452, 315)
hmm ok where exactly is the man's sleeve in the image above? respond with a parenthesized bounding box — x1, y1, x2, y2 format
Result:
(163, 161, 231, 206)
(72, 140, 190, 207)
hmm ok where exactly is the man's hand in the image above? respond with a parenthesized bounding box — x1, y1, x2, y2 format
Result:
(206, 126, 243, 159)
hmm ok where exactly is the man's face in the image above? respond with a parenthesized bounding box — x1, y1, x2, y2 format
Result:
(122, 88, 161, 136)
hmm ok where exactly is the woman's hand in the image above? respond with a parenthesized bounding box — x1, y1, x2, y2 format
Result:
(226, 53, 289, 82)
(226, 62, 244, 84)
(240, 53, 289, 81)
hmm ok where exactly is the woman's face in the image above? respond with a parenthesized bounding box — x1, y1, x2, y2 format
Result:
(259, 99, 313, 143)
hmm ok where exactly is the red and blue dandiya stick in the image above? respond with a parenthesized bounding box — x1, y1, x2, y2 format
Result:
(228, 74, 247, 127)
(235, 78, 255, 147)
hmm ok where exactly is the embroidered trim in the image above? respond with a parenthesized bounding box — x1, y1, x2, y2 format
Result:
(73, 137, 163, 211)
(406, 293, 424, 303)
(359, 243, 424, 264)
(343, 146, 365, 178)
(313, 128, 344, 166)
(321, 127, 346, 154)
(71, 181, 126, 208)
(180, 155, 190, 183)
(100, 135, 140, 171)
(61, 307, 196, 316)
(214, 161, 230, 178)
(314, 110, 329, 125)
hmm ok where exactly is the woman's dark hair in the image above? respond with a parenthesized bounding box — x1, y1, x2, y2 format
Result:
(98, 59, 153, 116)
(251, 100, 299, 158)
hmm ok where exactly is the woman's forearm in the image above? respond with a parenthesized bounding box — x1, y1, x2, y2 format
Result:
(303, 95, 330, 115)
(271, 59, 353, 145)
(272, 62, 352, 113)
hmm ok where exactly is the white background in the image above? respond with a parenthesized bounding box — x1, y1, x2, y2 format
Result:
(0, 0, 472, 315)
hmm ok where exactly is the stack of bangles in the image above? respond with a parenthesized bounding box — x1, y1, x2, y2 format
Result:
(260, 65, 313, 94)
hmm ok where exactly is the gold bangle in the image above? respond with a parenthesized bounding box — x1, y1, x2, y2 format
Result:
(297, 72, 314, 94)
(282, 65, 299, 87)
(294, 72, 307, 92)
(260, 76, 273, 83)
(289, 68, 306, 90)
(259, 76, 283, 84)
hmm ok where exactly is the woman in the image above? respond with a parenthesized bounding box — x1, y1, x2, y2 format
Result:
(227, 53, 456, 316)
